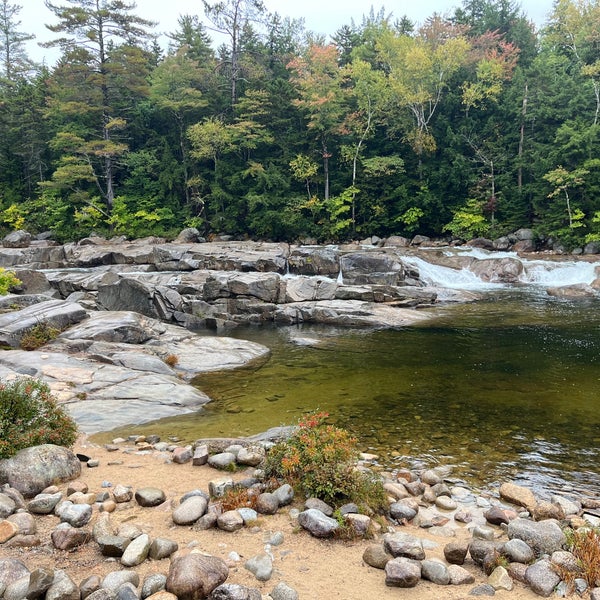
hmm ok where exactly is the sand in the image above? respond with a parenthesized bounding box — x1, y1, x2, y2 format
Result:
(0, 438, 544, 600)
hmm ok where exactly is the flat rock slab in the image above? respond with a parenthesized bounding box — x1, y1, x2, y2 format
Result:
(0, 350, 211, 434)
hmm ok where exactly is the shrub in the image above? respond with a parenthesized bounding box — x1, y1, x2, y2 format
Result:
(20, 321, 61, 350)
(164, 354, 179, 367)
(556, 527, 600, 588)
(219, 485, 258, 512)
(264, 411, 386, 511)
(0, 268, 20, 295)
(0, 378, 78, 459)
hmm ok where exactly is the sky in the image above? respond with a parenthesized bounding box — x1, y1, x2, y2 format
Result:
(20, 0, 555, 66)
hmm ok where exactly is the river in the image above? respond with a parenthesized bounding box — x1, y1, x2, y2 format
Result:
(95, 250, 600, 497)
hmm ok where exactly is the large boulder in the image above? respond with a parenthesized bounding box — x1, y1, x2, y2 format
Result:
(0, 445, 81, 498)
(166, 553, 228, 600)
(3, 230, 32, 249)
(339, 252, 405, 285)
(507, 518, 567, 556)
(97, 278, 160, 319)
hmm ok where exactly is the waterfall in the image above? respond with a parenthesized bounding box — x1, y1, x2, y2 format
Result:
(404, 249, 599, 289)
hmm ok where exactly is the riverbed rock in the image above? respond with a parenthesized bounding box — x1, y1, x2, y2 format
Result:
(297, 509, 339, 538)
(383, 532, 425, 560)
(524, 559, 561, 597)
(499, 482, 537, 511)
(384, 557, 421, 588)
(507, 518, 566, 556)
(173, 496, 208, 526)
(0, 445, 81, 498)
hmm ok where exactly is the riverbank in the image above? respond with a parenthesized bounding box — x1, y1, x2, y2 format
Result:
(0, 436, 550, 600)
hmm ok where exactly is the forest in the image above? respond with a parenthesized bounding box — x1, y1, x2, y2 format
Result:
(1, 0, 599, 249)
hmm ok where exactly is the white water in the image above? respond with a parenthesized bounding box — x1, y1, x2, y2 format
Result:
(404, 249, 598, 289)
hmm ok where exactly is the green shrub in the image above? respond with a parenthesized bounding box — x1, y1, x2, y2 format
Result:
(0, 378, 78, 458)
(0, 268, 21, 295)
(265, 411, 386, 511)
(20, 321, 61, 350)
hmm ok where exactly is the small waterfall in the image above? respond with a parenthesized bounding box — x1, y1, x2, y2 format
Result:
(520, 259, 598, 286)
(401, 256, 500, 289)
(336, 267, 343, 284)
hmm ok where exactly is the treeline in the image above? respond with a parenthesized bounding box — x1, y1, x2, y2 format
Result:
(1, 0, 600, 249)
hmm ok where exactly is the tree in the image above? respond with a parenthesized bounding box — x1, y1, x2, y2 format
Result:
(543, 164, 589, 228)
(288, 44, 347, 200)
(0, 0, 34, 81)
(43, 0, 155, 212)
(202, 0, 266, 107)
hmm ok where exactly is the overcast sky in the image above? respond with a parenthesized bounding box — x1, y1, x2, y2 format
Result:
(21, 0, 555, 65)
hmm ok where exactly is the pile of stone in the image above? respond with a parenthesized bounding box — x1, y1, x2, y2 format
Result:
(2, 438, 600, 599)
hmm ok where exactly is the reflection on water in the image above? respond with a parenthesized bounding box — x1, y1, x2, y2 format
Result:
(94, 289, 600, 496)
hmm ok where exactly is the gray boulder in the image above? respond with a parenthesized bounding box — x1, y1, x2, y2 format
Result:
(383, 532, 425, 560)
(28, 492, 63, 515)
(149, 538, 178, 561)
(55, 501, 92, 527)
(384, 557, 421, 588)
(26, 567, 54, 600)
(0, 493, 16, 518)
(135, 488, 166, 507)
(46, 570, 79, 600)
(101, 572, 140, 593)
(3, 230, 32, 249)
(173, 496, 208, 526)
(244, 553, 273, 582)
(0, 445, 81, 498)
(0, 559, 29, 593)
(166, 553, 228, 600)
(525, 559, 561, 597)
(51, 524, 91, 550)
(121, 533, 151, 567)
(507, 518, 566, 556)
(141, 574, 167, 599)
(297, 509, 339, 538)
(421, 559, 450, 585)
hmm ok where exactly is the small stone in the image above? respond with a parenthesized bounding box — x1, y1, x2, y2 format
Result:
(121, 533, 151, 567)
(79, 575, 101, 599)
(488, 566, 513, 591)
(272, 484, 294, 507)
(501, 539, 534, 564)
(499, 482, 536, 511)
(469, 583, 496, 596)
(345, 513, 371, 537)
(421, 558, 450, 585)
(298, 509, 339, 538)
(112, 485, 133, 503)
(26, 568, 55, 600)
(256, 493, 279, 515)
(172, 447, 193, 464)
(236, 447, 265, 467)
(141, 574, 167, 599)
(28, 493, 62, 515)
(217, 510, 244, 532)
(208, 452, 236, 470)
(304, 497, 333, 516)
(192, 445, 209, 466)
(383, 532, 425, 560)
(525, 559, 561, 597)
(208, 478, 234, 498)
(269, 581, 299, 600)
(436, 496, 457, 511)
(135, 488, 166, 507)
(238, 508, 258, 524)
(51, 525, 91, 550)
(472, 525, 496, 540)
(0, 520, 18, 543)
(55, 501, 93, 527)
(87, 460, 100, 468)
(244, 553, 273, 582)
(46, 569, 78, 600)
(448, 564, 475, 585)
(7, 513, 36, 536)
(172, 496, 208, 526)
(102, 571, 140, 593)
(149, 538, 178, 560)
(532, 501, 565, 521)
(96, 535, 131, 557)
(390, 502, 417, 522)
(362, 545, 390, 569)
(444, 540, 470, 565)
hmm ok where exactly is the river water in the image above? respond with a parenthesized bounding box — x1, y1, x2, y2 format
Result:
(96, 251, 600, 497)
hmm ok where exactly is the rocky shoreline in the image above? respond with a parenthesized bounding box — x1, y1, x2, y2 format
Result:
(1, 437, 600, 599)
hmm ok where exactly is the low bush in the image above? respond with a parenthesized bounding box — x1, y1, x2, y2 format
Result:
(0, 378, 78, 459)
(20, 321, 61, 350)
(557, 527, 600, 588)
(0, 268, 20, 295)
(264, 411, 386, 512)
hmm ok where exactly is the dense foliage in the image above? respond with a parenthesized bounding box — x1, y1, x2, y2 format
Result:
(2, 0, 600, 249)
(0, 378, 78, 458)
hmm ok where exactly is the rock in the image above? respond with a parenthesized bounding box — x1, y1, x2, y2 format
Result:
(436, 496, 457, 511)
(192, 446, 209, 466)
(208, 478, 234, 498)
(166, 553, 228, 600)
(389, 502, 417, 522)
(255, 493, 279, 515)
(383, 532, 425, 560)
(3, 230, 32, 248)
(499, 482, 536, 511)
(51, 524, 91, 550)
(173, 496, 208, 526)
(209, 583, 261, 599)
(384, 557, 421, 588)
(469, 583, 496, 596)
(175, 228, 201, 243)
(135, 488, 166, 507)
(345, 513, 371, 536)
(4, 574, 30, 600)
(384, 482, 409, 500)
(79, 575, 101, 599)
(217, 511, 244, 532)
(501, 538, 534, 564)
(488, 566, 512, 591)
(208, 453, 236, 470)
(149, 538, 178, 560)
(141, 574, 167, 599)
(448, 564, 475, 585)
(469, 540, 504, 567)
(0, 445, 81, 498)
(269, 582, 299, 600)
(444, 540, 470, 565)
(484, 506, 512, 526)
(472, 525, 496, 541)
(26, 568, 55, 600)
(0, 494, 16, 518)
(121, 533, 151, 567)
(46, 570, 79, 600)
(507, 518, 566, 556)
(112, 485, 133, 503)
(551, 495, 580, 516)
(55, 501, 93, 527)
(297, 509, 339, 538)
(362, 545, 390, 569)
(421, 558, 450, 585)
(193, 513, 218, 531)
(0, 520, 18, 543)
(116, 582, 138, 600)
(304, 498, 333, 516)
(244, 553, 273, 582)
(145, 594, 176, 600)
(525, 559, 561, 597)
(532, 501, 564, 521)
(101, 571, 140, 593)
(551, 550, 578, 572)
(172, 447, 193, 464)
(6, 512, 36, 535)
(0, 559, 29, 593)
(96, 535, 131, 557)
(272, 484, 294, 506)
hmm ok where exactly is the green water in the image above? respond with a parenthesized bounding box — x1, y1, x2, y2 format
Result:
(96, 289, 600, 495)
